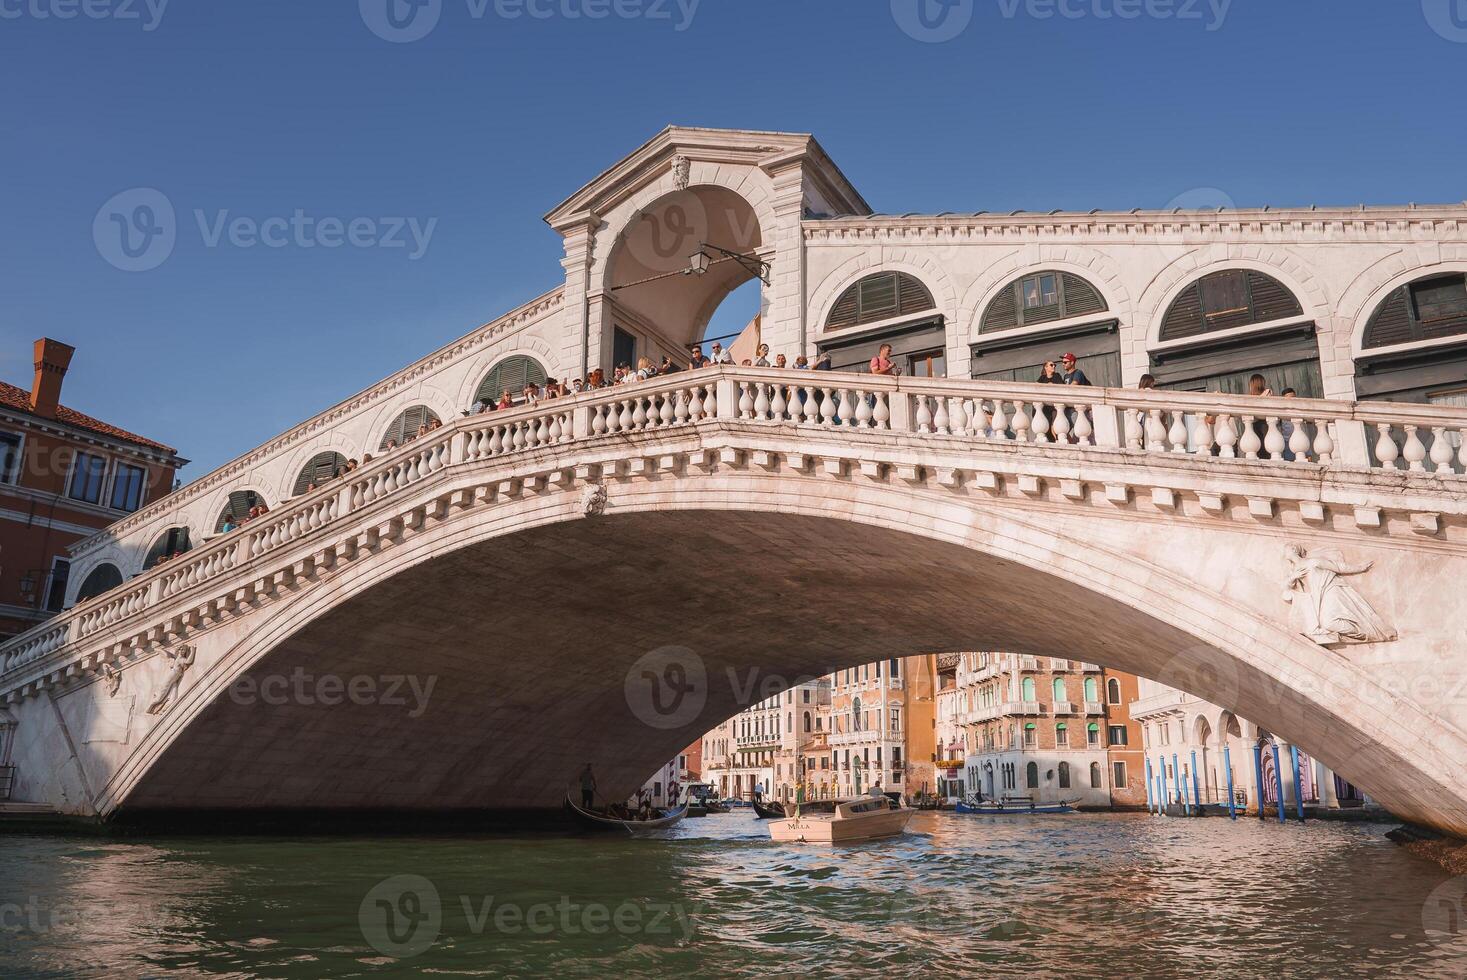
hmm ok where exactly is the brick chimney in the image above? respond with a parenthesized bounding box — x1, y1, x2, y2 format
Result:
(30, 338, 75, 419)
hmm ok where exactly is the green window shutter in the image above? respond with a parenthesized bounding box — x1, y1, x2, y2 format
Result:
(475, 356, 548, 406)
(379, 406, 442, 450)
(293, 452, 348, 496)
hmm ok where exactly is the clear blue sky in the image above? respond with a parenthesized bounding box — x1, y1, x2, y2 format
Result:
(3, 0, 1464, 479)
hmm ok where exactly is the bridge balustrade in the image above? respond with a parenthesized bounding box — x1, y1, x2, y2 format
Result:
(3, 366, 1466, 680)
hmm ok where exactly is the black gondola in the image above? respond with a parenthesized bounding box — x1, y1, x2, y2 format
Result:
(752, 798, 786, 819)
(564, 795, 688, 832)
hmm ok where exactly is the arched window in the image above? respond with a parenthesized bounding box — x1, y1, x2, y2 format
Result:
(786, 712, 792, 733)
(1107, 677, 1122, 705)
(379, 406, 441, 451)
(1160, 270, 1302, 340)
(143, 527, 191, 570)
(1152, 270, 1320, 397)
(1052, 678, 1067, 703)
(1058, 762, 1071, 789)
(825, 272, 935, 332)
(803, 711, 812, 733)
(1357, 272, 1467, 403)
(1020, 677, 1036, 702)
(981, 270, 1107, 332)
(971, 270, 1120, 386)
(1023, 722, 1037, 748)
(1083, 677, 1098, 703)
(293, 452, 348, 496)
(1090, 761, 1102, 788)
(75, 563, 122, 603)
(475, 356, 548, 407)
(1056, 722, 1069, 747)
(1087, 722, 1101, 747)
(1026, 761, 1039, 788)
(216, 490, 265, 532)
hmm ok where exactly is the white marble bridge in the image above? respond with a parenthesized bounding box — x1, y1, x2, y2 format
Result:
(3, 368, 1466, 834)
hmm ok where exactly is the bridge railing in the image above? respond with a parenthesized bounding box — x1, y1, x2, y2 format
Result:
(4, 367, 1467, 679)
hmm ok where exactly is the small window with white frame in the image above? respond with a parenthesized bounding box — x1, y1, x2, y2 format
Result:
(68, 451, 108, 504)
(110, 462, 147, 512)
(0, 431, 21, 484)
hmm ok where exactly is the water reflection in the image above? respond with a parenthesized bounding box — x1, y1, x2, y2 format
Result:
(1, 812, 1465, 977)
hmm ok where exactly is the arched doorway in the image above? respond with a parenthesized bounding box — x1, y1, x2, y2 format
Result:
(603, 185, 765, 370)
(1355, 271, 1467, 405)
(971, 270, 1120, 385)
(143, 527, 191, 570)
(818, 272, 944, 375)
(1150, 269, 1321, 396)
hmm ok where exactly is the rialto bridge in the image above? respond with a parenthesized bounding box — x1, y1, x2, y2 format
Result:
(2, 128, 1467, 834)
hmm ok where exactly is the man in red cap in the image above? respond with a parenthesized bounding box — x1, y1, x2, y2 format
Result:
(1060, 352, 1092, 387)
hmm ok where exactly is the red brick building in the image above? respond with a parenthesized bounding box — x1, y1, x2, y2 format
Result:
(0, 339, 185, 640)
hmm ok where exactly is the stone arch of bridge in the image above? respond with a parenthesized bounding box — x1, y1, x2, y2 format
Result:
(97, 467, 1467, 835)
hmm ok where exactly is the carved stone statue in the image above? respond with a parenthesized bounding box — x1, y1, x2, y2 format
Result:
(671, 154, 691, 191)
(581, 482, 608, 518)
(101, 661, 121, 697)
(1282, 545, 1396, 646)
(145, 644, 196, 715)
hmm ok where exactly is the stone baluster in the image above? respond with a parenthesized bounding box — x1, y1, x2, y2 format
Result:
(1288, 418, 1311, 462)
(1011, 402, 1032, 442)
(873, 391, 891, 430)
(1263, 417, 1286, 459)
(1031, 403, 1052, 444)
(1215, 415, 1238, 458)
(1053, 404, 1072, 444)
(1124, 409, 1144, 451)
(704, 382, 718, 419)
(1430, 427, 1455, 473)
(819, 387, 837, 427)
(1403, 425, 1427, 471)
(840, 388, 859, 428)
(1145, 410, 1167, 452)
(751, 384, 769, 421)
(770, 383, 788, 422)
(990, 400, 1010, 440)
(1193, 414, 1215, 457)
(933, 396, 951, 435)
(950, 396, 968, 437)
(969, 399, 989, 439)
(1374, 423, 1399, 469)
(1239, 416, 1262, 459)
(619, 399, 635, 431)
(632, 397, 649, 430)
(686, 386, 702, 422)
(659, 392, 677, 427)
(1072, 404, 1093, 446)
(548, 413, 563, 444)
(915, 396, 933, 434)
(1313, 421, 1335, 466)
(1167, 412, 1189, 453)
(855, 390, 873, 428)
(802, 385, 821, 425)
(739, 383, 755, 419)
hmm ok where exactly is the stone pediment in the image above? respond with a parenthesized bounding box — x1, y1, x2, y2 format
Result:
(543, 126, 870, 231)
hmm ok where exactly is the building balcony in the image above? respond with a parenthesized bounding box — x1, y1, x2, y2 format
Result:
(1019, 656, 1040, 671)
(1078, 662, 1103, 672)
(1084, 701, 1106, 715)
(961, 703, 1004, 725)
(736, 735, 779, 748)
(1003, 700, 1044, 716)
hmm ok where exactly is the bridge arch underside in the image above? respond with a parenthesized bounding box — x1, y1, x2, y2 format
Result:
(113, 501, 1462, 835)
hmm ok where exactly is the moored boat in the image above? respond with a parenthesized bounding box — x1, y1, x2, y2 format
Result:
(954, 797, 1077, 815)
(751, 798, 786, 819)
(767, 796, 914, 843)
(565, 796, 688, 832)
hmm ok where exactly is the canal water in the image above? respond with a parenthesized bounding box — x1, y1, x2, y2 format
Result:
(1, 811, 1464, 978)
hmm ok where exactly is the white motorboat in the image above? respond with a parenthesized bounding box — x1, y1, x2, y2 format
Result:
(767, 795, 914, 844)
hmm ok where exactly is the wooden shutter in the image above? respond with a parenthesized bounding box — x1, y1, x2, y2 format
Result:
(1060, 273, 1106, 317)
(379, 405, 442, 450)
(1363, 288, 1413, 349)
(1160, 284, 1206, 340)
(1246, 271, 1303, 323)
(216, 490, 262, 531)
(826, 286, 861, 330)
(293, 452, 348, 496)
(76, 563, 123, 602)
(474, 356, 548, 405)
(144, 527, 192, 569)
(981, 284, 1019, 332)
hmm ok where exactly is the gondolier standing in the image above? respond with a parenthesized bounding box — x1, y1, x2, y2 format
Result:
(579, 764, 596, 809)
